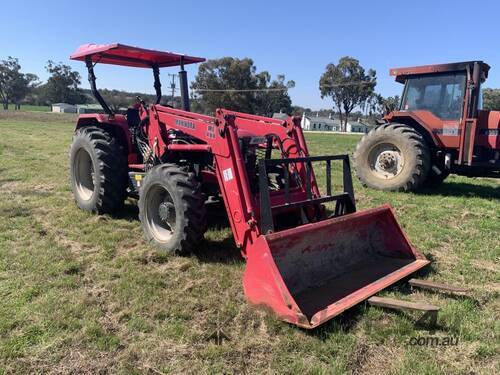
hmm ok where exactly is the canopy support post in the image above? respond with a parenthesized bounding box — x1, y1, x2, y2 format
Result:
(152, 64, 162, 104)
(85, 57, 113, 116)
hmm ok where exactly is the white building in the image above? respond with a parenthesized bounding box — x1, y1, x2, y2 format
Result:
(301, 113, 341, 131)
(52, 103, 77, 113)
(346, 120, 373, 133)
(301, 113, 374, 133)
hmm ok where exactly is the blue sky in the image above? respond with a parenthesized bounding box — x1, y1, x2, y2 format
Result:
(1, 0, 499, 109)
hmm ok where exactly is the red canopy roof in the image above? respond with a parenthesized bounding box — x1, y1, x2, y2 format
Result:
(70, 43, 205, 68)
(390, 61, 490, 83)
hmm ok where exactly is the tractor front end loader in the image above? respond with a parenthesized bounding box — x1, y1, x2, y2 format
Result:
(68, 43, 429, 328)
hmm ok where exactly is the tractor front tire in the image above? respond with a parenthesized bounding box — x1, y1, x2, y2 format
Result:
(354, 123, 431, 192)
(138, 164, 206, 255)
(69, 126, 128, 213)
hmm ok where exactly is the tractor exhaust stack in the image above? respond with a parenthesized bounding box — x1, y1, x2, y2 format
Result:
(179, 56, 190, 111)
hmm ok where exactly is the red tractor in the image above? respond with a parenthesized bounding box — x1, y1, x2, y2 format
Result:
(68, 43, 430, 328)
(354, 61, 499, 191)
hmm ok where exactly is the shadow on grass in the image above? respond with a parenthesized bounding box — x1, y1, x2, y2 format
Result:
(112, 200, 140, 221)
(195, 200, 244, 264)
(113, 199, 231, 226)
(195, 236, 244, 265)
(420, 181, 500, 199)
(305, 305, 366, 338)
(114, 199, 244, 264)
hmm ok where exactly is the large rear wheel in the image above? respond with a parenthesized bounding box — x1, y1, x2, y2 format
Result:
(69, 126, 128, 213)
(354, 123, 431, 192)
(138, 164, 206, 255)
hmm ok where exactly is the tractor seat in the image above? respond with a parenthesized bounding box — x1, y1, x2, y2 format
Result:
(126, 108, 141, 127)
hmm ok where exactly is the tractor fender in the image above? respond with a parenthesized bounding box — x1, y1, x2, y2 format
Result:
(75, 114, 133, 155)
(384, 111, 441, 148)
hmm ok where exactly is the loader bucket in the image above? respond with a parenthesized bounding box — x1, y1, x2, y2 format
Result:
(243, 204, 430, 328)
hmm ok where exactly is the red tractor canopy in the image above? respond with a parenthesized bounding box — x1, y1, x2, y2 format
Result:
(70, 43, 205, 68)
(389, 61, 490, 83)
(70, 43, 205, 113)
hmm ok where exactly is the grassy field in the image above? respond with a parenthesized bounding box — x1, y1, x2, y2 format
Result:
(8, 105, 52, 112)
(0, 111, 498, 374)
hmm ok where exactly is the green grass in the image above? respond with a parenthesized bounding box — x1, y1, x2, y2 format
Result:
(5, 105, 51, 112)
(0, 111, 498, 374)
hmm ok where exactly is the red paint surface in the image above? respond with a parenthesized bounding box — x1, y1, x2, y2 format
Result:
(70, 43, 205, 68)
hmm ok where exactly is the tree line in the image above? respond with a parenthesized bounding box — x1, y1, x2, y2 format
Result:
(0, 58, 90, 109)
(2, 55, 499, 123)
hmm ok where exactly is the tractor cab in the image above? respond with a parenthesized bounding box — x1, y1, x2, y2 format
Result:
(391, 61, 490, 122)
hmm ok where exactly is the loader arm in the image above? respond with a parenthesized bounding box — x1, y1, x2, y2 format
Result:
(148, 105, 257, 250)
(147, 105, 328, 252)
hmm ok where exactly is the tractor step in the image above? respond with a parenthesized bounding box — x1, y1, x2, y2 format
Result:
(128, 172, 146, 195)
(408, 278, 468, 294)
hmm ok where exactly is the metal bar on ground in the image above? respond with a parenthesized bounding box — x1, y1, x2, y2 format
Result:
(408, 279, 468, 294)
(368, 296, 439, 312)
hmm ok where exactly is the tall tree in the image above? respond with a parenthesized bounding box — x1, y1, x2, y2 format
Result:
(10, 73, 39, 109)
(483, 88, 500, 110)
(368, 93, 400, 116)
(319, 57, 376, 131)
(0, 57, 38, 110)
(290, 105, 312, 116)
(99, 89, 134, 112)
(39, 61, 87, 105)
(191, 57, 294, 115)
(254, 74, 295, 116)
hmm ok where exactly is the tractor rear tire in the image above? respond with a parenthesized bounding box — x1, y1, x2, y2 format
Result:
(69, 126, 128, 214)
(138, 164, 206, 255)
(354, 123, 431, 192)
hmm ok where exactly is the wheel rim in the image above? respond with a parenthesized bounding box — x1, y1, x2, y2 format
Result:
(145, 184, 176, 243)
(368, 143, 405, 179)
(74, 148, 95, 200)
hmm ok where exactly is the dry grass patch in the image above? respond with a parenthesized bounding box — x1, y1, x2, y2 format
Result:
(0, 114, 498, 374)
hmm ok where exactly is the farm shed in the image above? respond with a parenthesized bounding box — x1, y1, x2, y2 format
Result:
(51, 103, 77, 113)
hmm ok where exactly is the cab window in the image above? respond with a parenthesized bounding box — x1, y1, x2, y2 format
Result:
(401, 72, 466, 120)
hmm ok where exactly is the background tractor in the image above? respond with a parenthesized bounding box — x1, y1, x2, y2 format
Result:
(354, 61, 499, 191)
(68, 43, 430, 328)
